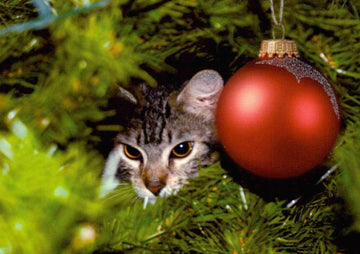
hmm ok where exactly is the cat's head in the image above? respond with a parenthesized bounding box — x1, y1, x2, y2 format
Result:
(101, 70, 223, 204)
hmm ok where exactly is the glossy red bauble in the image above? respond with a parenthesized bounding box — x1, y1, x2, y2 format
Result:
(216, 56, 341, 178)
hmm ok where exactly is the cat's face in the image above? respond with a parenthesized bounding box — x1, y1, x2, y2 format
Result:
(101, 70, 223, 204)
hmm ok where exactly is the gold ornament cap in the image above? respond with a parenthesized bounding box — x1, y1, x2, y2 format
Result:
(259, 39, 299, 58)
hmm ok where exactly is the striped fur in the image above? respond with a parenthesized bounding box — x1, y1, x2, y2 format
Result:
(100, 70, 223, 204)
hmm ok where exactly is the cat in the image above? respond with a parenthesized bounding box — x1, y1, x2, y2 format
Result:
(100, 70, 224, 205)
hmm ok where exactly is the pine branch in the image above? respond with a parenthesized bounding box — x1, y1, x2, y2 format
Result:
(0, 120, 104, 253)
(96, 163, 342, 253)
(335, 120, 360, 232)
(1, 1, 360, 253)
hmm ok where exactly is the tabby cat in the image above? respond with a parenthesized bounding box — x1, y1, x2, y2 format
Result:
(100, 70, 224, 205)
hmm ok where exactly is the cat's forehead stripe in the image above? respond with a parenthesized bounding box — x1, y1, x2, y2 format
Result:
(167, 130, 172, 144)
(141, 88, 171, 145)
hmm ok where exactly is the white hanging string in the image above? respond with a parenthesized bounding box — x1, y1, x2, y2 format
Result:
(269, 0, 285, 39)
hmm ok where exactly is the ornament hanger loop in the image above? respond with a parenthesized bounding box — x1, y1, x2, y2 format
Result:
(269, 0, 285, 40)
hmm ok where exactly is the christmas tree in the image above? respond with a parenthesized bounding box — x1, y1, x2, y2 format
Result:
(1, 0, 360, 253)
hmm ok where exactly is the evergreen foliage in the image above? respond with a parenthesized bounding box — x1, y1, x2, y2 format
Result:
(0, 0, 359, 253)
(97, 164, 342, 253)
(0, 120, 103, 253)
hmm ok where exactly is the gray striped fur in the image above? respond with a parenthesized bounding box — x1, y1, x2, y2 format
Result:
(100, 70, 224, 204)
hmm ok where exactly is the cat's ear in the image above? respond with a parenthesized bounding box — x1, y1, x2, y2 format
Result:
(118, 83, 148, 107)
(118, 86, 138, 104)
(176, 70, 223, 120)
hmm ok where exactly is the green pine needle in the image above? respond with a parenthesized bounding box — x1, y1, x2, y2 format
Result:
(1, 1, 360, 253)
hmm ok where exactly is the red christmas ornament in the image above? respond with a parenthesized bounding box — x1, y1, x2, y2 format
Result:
(216, 40, 341, 178)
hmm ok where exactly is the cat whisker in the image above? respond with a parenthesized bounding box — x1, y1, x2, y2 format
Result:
(132, 196, 140, 204)
(143, 196, 149, 209)
(103, 182, 133, 201)
(104, 191, 123, 200)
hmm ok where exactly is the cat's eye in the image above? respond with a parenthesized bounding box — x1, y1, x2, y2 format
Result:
(124, 145, 141, 160)
(171, 141, 193, 158)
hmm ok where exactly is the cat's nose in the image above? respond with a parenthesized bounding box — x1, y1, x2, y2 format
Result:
(145, 180, 164, 196)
